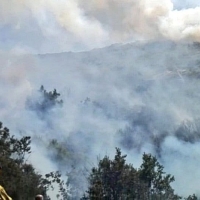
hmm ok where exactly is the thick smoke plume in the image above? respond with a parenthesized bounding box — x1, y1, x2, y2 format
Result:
(1, 41, 200, 198)
(1, 0, 200, 53)
(1, 0, 200, 199)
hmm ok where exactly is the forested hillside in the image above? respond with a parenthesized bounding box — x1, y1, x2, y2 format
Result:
(1, 41, 200, 199)
(1, 0, 200, 199)
(0, 121, 198, 199)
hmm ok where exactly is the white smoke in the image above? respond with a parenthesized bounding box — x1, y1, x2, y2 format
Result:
(1, 0, 200, 53)
(1, 41, 200, 198)
(1, 0, 200, 199)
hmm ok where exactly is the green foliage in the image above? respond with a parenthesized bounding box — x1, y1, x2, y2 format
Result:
(82, 148, 147, 199)
(47, 139, 91, 199)
(82, 148, 185, 200)
(27, 85, 63, 117)
(139, 153, 181, 200)
(0, 115, 199, 200)
(0, 122, 46, 199)
(44, 171, 69, 200)
(0, 122, 68, 200)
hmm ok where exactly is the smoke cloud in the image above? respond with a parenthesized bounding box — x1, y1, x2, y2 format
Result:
(0, 0, 200, 53)
(1, 0, 200, 199)
(1, 41, 200, 198)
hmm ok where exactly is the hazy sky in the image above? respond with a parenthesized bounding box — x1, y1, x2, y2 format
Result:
(0, 0, 200, 53)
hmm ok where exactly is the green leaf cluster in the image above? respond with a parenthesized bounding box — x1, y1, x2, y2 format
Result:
(0, 122, 68, 200)
(82, 148, 196, 200)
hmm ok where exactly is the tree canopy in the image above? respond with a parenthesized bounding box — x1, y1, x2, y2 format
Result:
(0, 86, 199, 200)
(0, 122, 199, 200)
(82, 148, 197, 200)
(0, 121, 70, 200)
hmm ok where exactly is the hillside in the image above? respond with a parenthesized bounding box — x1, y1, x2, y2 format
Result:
(1, 40, 200, 198)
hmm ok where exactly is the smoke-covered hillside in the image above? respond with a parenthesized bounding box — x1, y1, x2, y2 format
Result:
(1, 40, 200, 198)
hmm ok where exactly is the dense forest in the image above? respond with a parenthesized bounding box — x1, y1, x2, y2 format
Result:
(0, 86, 199, 200)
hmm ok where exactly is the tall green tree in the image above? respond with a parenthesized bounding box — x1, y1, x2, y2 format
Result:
(0, 122, 68, 200)
(82, 148, 148, 200)
(0, 122, 47, 199)
(82, 148, 194, 200)
(139, 153, 181, 200)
